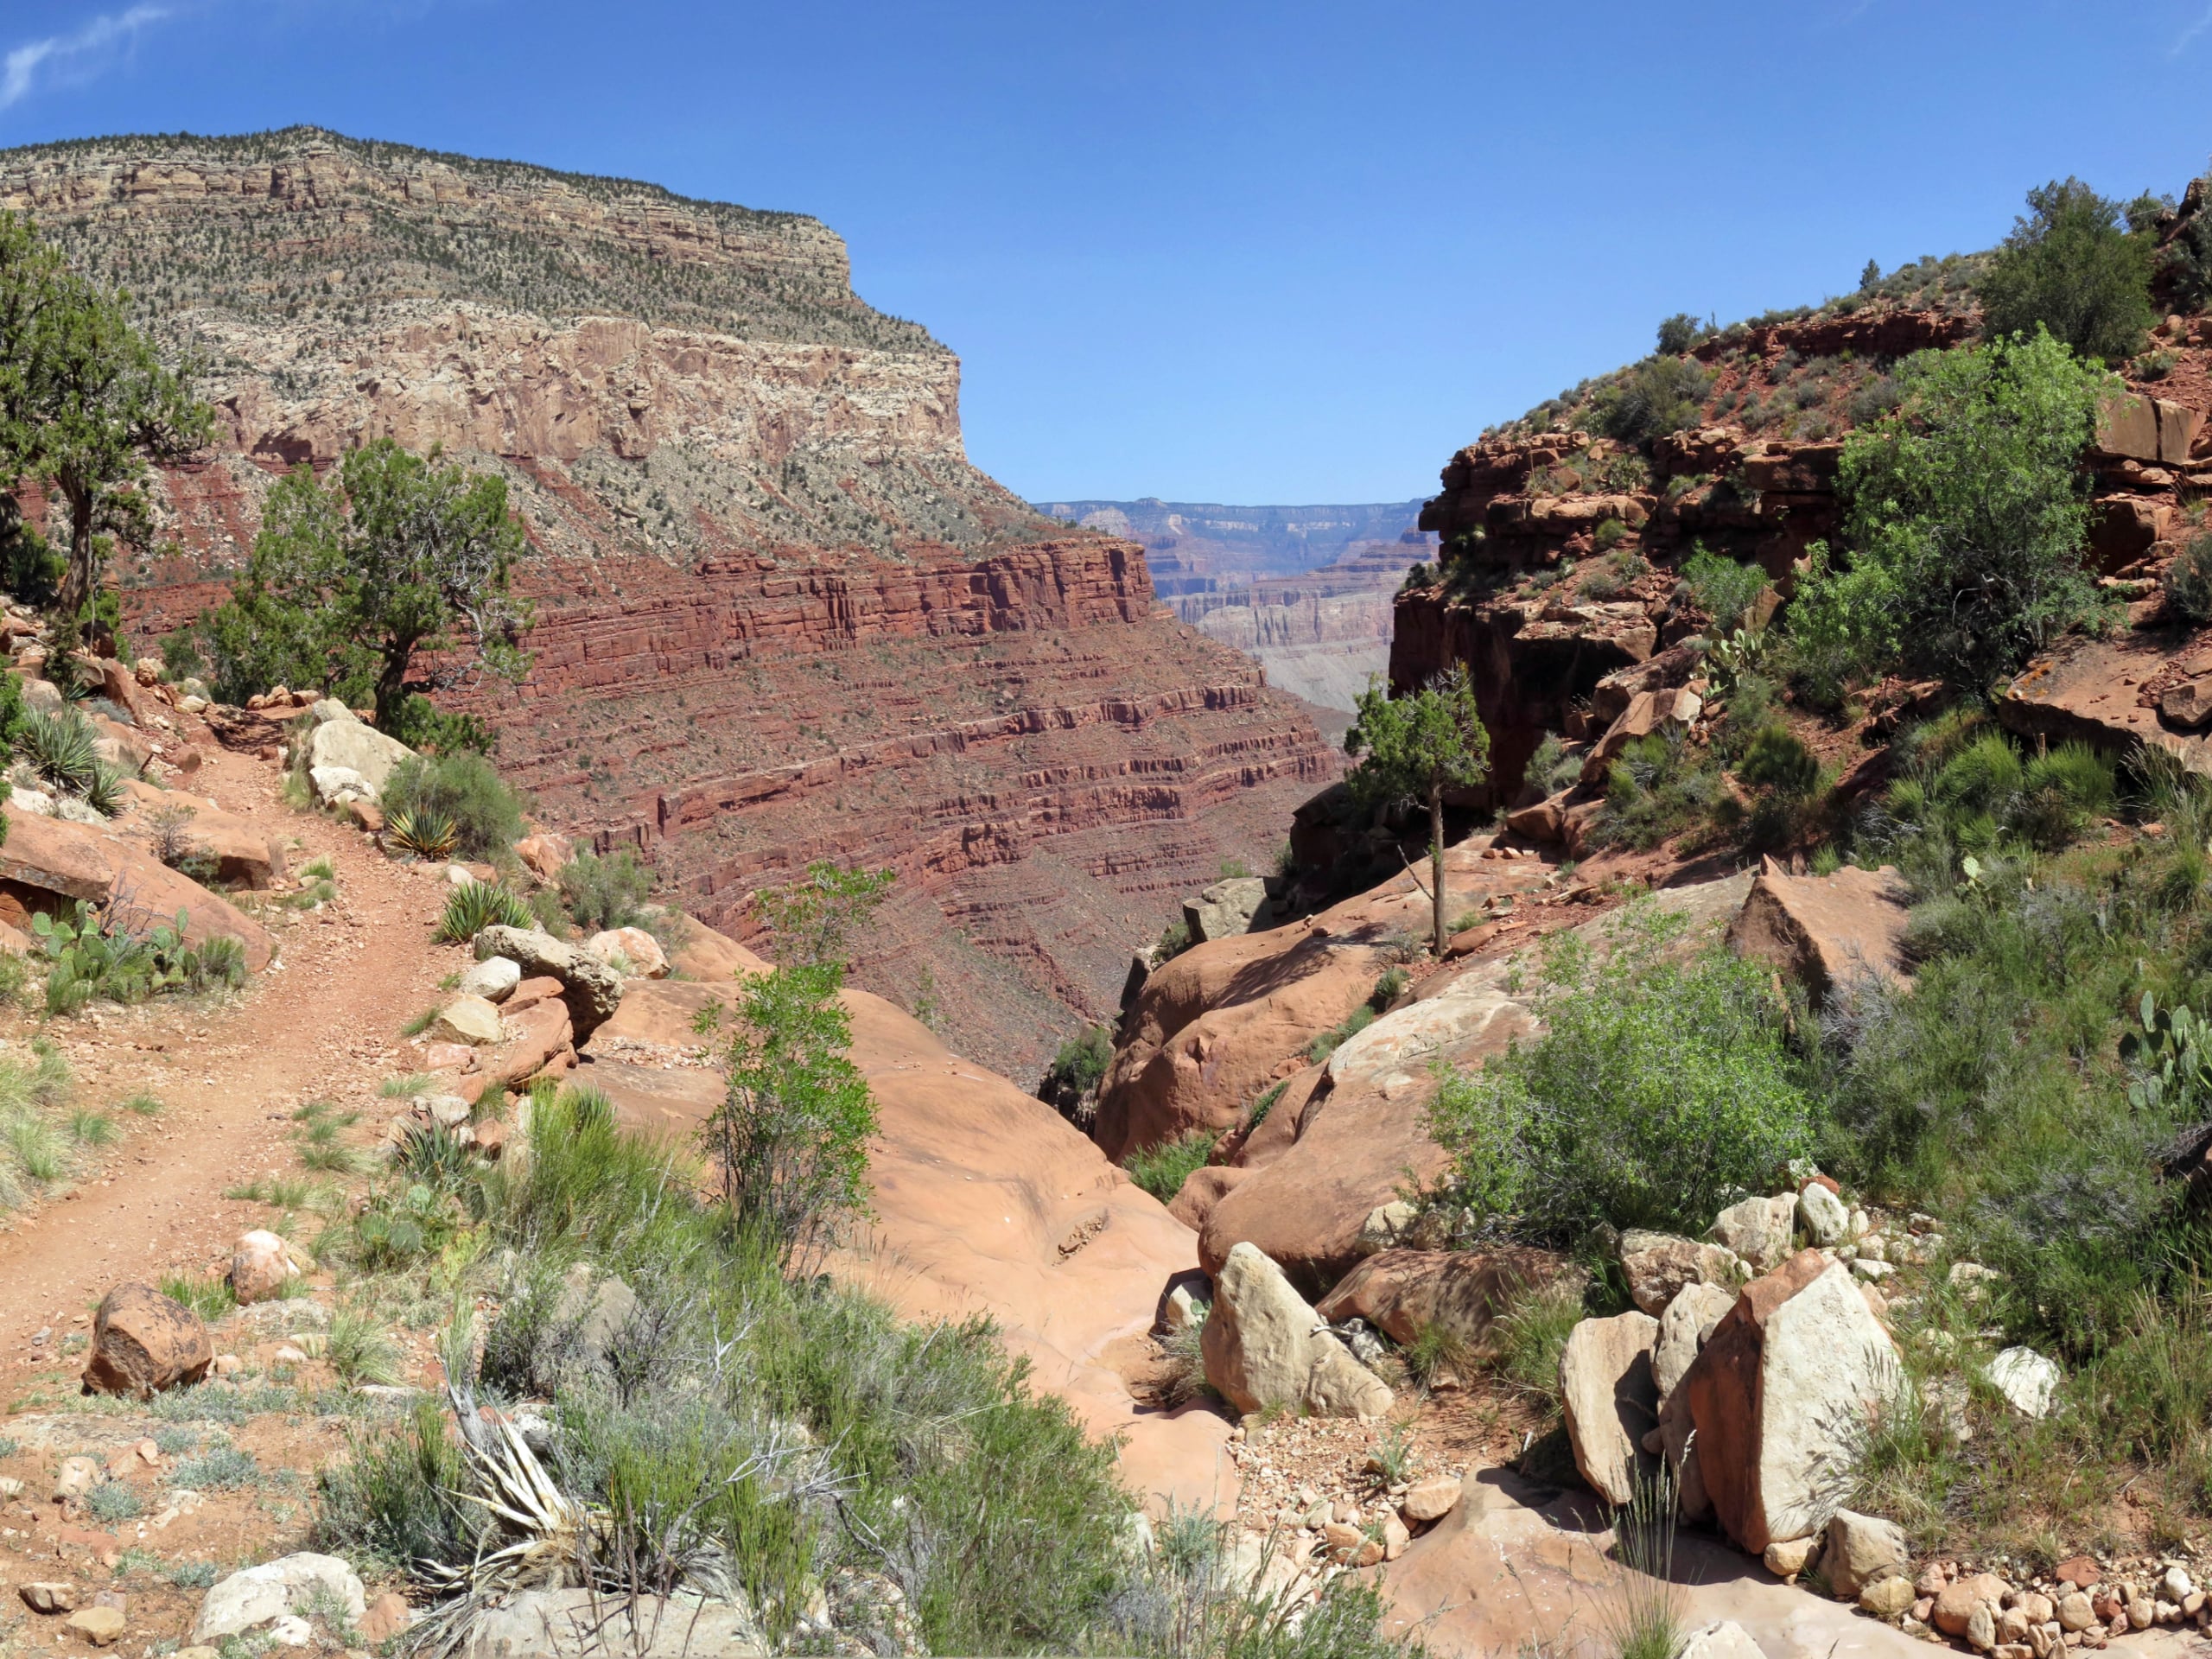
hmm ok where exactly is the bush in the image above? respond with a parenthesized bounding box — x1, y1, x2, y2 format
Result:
(1124, 1128, 1213, 1204)
(378, 753, 525, 862)
(1523, 732, 1582, 798)
(1590, 356, 1711, 442)
(434, 880, 533, 944)
(2168, 534, 2212, 623)
(1039, 1025, 1114, 1120)
(1977, 178, 2156, 365)
(1592, 730, 1723, 850)
(1428, 900, 1817, 1240)
(1790, 332, 2107, 697)
(1677, 548, 1769, 634)
(1655, 312, 1707, 356)
(1737, 726, 1820, 798)
(557, 849, 652, 932)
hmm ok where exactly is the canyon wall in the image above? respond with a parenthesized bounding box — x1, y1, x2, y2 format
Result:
(1, 128, 1339, 1081)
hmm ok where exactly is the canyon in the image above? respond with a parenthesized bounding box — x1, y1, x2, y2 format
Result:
(1032, 496, 1433, 713)
(0, 129, 1341, 1082)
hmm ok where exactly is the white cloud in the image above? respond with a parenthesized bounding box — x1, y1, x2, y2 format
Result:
(2171, 1, 2212, 57)
(1, 5, 173, 111)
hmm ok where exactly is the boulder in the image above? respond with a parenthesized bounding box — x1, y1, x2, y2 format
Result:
(65, 1607, 124, 1647)
(308, 766, 374, 808)
(118, 782, 287, 890)
(1655, 1281, 1738, 1522)
(1682, 1253, 1901, 1553)
(191, 1554, 366, 1644)
(1201, 1242, 1393, 1419)
(474, 925, 626, 1039)
(1401, 1471, 1463, 1523)
(1184, 877, 1269, 944)
(2161, 679, 2212, 731)
(228, 1230, 305, 1305)
(1796, 1182, 1850, 1249)
(512, 833, 573, 885)
(1313, 1247, 1559, 1348)
(1986, 1346, 2062, 1419)
(432, 995, 505, 1047)
(1934, 1573, 2011, 1638)
(1618, 1230, 1745, 1315)
(0, 805, 273, 971)
(302, 709, 413, 796)
(1580, 686, 1703, 784)
(81, 1282, 212, 1398)
(1711, 1193, 1796, 1272)
(1824, 1510, 1910, 1599)
(1859, 1575, 1916, 1618)
(456, 956, 522, 1003)
(480, 996, 575, 1089)
(457, 1589, 764, 1659)
(2094, 391, 2201, 464)
(1726, 863, 1910, 1007)
(587, 926, 669, 978)
(2000, 635, 2212, 778)
(20, 1581, 76, 1613)
(1557, 1310, 1659, 1507)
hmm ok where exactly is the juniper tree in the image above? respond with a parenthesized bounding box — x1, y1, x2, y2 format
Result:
(1345, 665, 1491, 957)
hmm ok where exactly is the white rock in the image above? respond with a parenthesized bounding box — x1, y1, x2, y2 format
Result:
(1162, 1282, 1208, 1335)
(305, 712, 413, 795)
(1824, 1509, 1909, 1598)
(1557, 1311, 1659, 1507)
(10, 786, 54, 817)
(586, 926, 668, 979)
(431, 995, 504, 1047)
(1200, 1242, 1392, 1419)
(2163, 1566, 2195, 1603)
(1676, 1621, 1767, 1659)
(1712, 1192, 1797, 1271)
(1850, 1257, 1895, 1281)
(308, 765, 373, 807)
(1355, 1199, 1418, 1255)
(1986, 1346, 2062, 1419)
(1796, 1182, 1849, 1248)
(268, 1616, 313, 1646)
(456, 956, 522, 1003)
(192, 1553, 365, 1643)
(445, 863, 480, 887)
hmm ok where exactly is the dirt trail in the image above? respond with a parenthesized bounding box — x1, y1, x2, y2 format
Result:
(0, 743, 451, 1373)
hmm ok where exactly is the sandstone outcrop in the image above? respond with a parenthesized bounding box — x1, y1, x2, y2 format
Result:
(474, 926, 625, 1039)
(1724, 861, 1910, 1006)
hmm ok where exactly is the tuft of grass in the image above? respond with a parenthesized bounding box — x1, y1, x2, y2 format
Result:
(118, 1090, 162, 1117)
(378, 1071, 435, 1099)
(1307, 1002, 1377, 1065)
(1403, 1319, 1474, 1391)
(171, 1441, 257, 1492)
(399, 1007, 439, 1039)
(1484, 1281, 1585, 1408)
(7, 1115, 66, 1181)
(324, 1307, 402, 1388)
(68, 1109, 115, 1146)
(1123, 1128, 1214, 1205)
(158, 1272, 237, 1323)
(168, 1560, 219, 1590)
(86, 1481, 143, 1522)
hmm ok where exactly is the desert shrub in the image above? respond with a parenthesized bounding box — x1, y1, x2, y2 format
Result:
(1125, 1129, 1214, 1205)
(86, 1482, 143, 1522)
(1306, 1002, 1376, 1064)
(1737, 726, 1820, 798)
(1154, 915, 1193, 964)
(1039, 1024, 1114, 1120)
(557, 849, 652, 932)
(172, 1441, 257, 1491)
(1591, 730, 1723, 849)
(158, 1271, 237, 1322)
(315, 1397, 480, 1574)
(1654, 312, 1706, 356)
(2167, 534, 2212, 623)
(323, 1307, 402, 1388)
(1676, 547, 1768, 633)
(434, 880, 533, 944)
(1590, 356, 1711, 442)
(378, 753, 525, 862)
(1428, 900, 1816, 1240)
(1589, 519, 1629, 556)
(1787, 331, 2107, 698)
(1482, 1280, 1586, 1406)
(1523, 732, 1583, 798)
(35, 901, 245, 1014)
(1977, 177, 2156, 364)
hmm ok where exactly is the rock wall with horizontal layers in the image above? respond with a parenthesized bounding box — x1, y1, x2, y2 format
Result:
(3, 129, 1340, 1081)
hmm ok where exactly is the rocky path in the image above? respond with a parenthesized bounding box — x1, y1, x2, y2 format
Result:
(0, 745, 450, 1375)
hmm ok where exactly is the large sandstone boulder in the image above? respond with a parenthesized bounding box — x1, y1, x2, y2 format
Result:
(474, 925, 626, 1039)
(192, 1554, 366, 1643)
(1999, 634, 2212, 776)
(1654, 1280, 1737, 1519)
(1557, 1311, 1659, 1507)
(1183, 876, 1269, 944)
(1725, 862, 1910, 1007)
(118, 781, 287, 890)
(1580, 686, 1702, 784)
(587, 926, 668, 978)
(512, 833, 573, 886)
(457, 1589, 763, 1659)
(300, 706, 414, 795)
(1314, 1248, 1560, 1348)
(0, 805, 274, 970)
(81, 1282, 212, 1397)
(1202, 1242, 1393, 1419)
(1682, 1253, 1901, 1553)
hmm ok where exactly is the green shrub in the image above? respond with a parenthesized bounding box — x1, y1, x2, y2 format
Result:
(1428, 900, 1816, 1240)
(2167, 534, 2212, 623)
(1590, 356, 1711, 442)
(1654, 312, 1706, 356)
(17, 707, 98, 794)
(86, 1482, 143, 1522)
(1677, 548, 1769, 633)
(171, 1442, 257, 1491)
(1977, 178, 2156, 365)
(378, 753, 525, 862)
(1737, 726, 1821, 798)
(557, 849, 653, 931)
(158, 1271, 236, 1322)
(1523, 732, 1583, 798)
(1590, 519, 1630, 555)
(1154, 915, 1193, 964)
(1592, 730, 1723, 849)
(1124, 1129, 1214, 1204)
(1039, 1025, 1114, 1117)
(434, 880, 533, 944)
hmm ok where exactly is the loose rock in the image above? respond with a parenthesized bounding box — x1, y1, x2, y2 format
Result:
(1823, 1509, 1909, 1599)
(1986, 1346, 2062, 1419)
(81, 1282, 212, 1398)
(192, 1554, 367, 1644)
(1557, 1310, 1659, 1507)
(1711, 1193, 1796, 1272)
(1201, 1242, 1393, 1419)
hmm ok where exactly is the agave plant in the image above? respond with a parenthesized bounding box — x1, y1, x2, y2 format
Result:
(435, 881, 534, 944)
(386, 805, 460, 861)
(17, 708, 99, 794)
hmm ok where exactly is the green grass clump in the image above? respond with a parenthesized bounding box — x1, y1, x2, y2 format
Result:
(158, 1272, 237, 1322)
(1123, 1129, 1214, 1205)
(68, 1109, 115, 1145)
(86, 1481, 143, 1521)
(1306, 1002, 1377, 1065)
(118, 1090, 162, 1117)
(172, 1442, 258, 1491)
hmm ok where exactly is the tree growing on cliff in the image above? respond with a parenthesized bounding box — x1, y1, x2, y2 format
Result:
(1976, 178, 2157, 365)
(1344, 666, 1491, 958)
(756, 860, 894, 969)
(194, 438, 532, 733)
(0, 213, 209, 634)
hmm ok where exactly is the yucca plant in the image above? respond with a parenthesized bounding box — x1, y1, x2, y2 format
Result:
(17, 707, 99, 794)
(81, 763, 124, 818)
(387, 805, 459, 861)
(435, 881, 533, 944)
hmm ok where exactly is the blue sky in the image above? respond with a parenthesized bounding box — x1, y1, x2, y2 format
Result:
(3, 1, 2210, 504)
